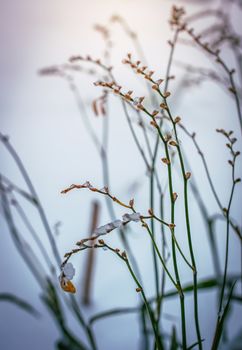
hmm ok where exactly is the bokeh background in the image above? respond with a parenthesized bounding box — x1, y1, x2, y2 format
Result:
(1, 0, 242, 349)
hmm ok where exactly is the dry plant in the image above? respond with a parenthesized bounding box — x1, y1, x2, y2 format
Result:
(1, 1, 242, 349)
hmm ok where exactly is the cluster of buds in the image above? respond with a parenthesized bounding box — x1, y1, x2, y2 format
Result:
(38, 66, 62, 77)
(94, 80, 147, 112)
(61, 181, 133, 210)
(122, 54, 167, 95)
(216, 128, 234, 138)
(39, 62, 97, 81)
(69, 55, 113, 73)
(61, 181, 101, 194)
(216, 129, 241, 183)
(122, 53, 156, 82)
(169, 5, 186, 28)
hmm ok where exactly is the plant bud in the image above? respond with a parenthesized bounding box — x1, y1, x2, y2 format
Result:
(161, 158, 170, 165)
(185, 172, 191, 180)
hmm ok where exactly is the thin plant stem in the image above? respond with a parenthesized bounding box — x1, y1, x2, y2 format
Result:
(178, 123, 241, 240)
(103, 243, 163, 350)
(166, 106, 202, 349)
(0, 133, 62, 266)
(218, 144, 237, 315)
(11, 195, 55, 273)
(184, 27, 242, 135)
(144, 215, 193, 270)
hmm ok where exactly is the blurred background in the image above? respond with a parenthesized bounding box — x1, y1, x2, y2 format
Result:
(1, 0, 242, 349)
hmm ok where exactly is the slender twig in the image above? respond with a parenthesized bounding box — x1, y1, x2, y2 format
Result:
(0, 133, 61, 266)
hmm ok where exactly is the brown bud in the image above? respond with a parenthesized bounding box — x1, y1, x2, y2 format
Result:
(161, 158, 170, 165)
(121, 251, 127, 259)
(173, 192, 178, 202)
(165, 133, 172, 142)
(160, 103, 168, 110)
(174, 116, 181, 124)
(152, 84, 159, 91)
(129, 198, 134, 207)
(169, 140, 178, 147)
(137, 103, 144, 110)
(148, 208, 154, 216)
(136, 287, 142, 292)
(185, 172, 191, 180)
(122, 58, 129, 64)
(228, 87, 236, 94)
(150, 120, 158, 128)
(169, 223, 176, 229)
(152, 110, 159, 116)
(163, 91, 171, 98)
(156, 79, 164, 86)
(98, 239, 104, 245)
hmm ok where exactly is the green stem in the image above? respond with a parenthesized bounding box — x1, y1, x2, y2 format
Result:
(218, 158, 236, 315)
(150, 214, 193, 271)
(144, 223, 177, 288)
(104, 243, 162, 350)
(126, 259, 162, 350)
(171, 118, 202, 350)
(140, 107, 187, 349)
(150, 165, 161, 325)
